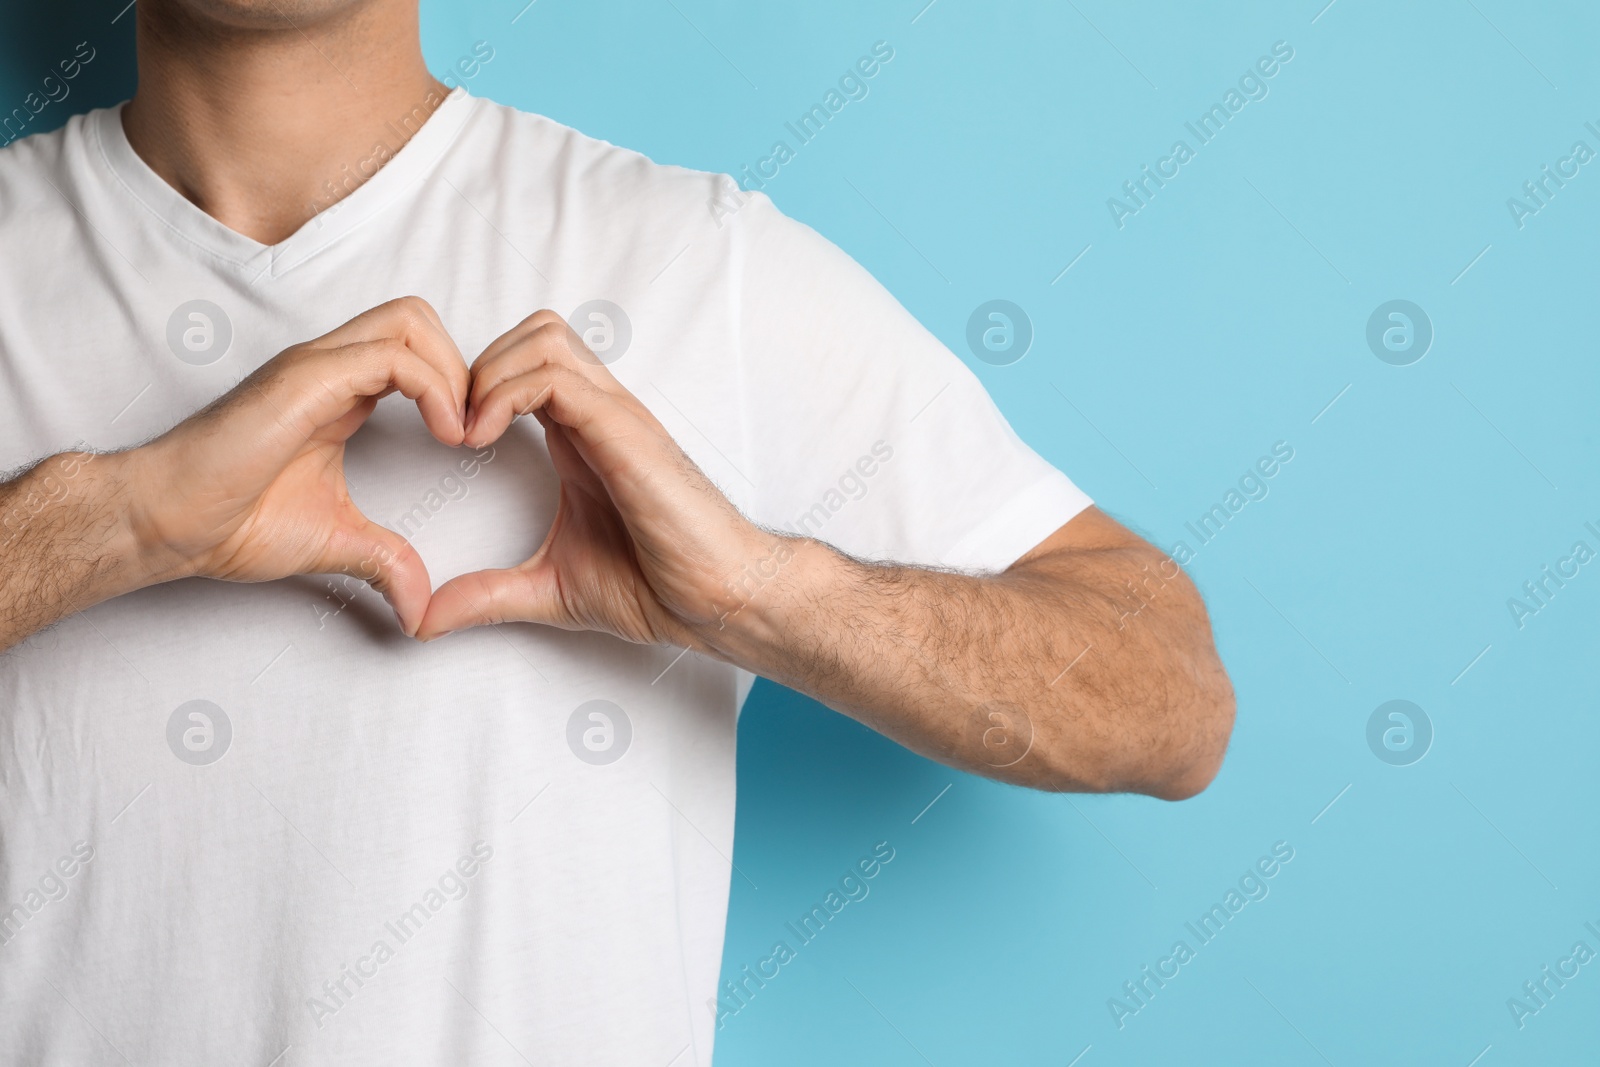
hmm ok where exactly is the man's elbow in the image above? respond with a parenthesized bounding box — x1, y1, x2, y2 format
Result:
(1028, 665, 1235, 800)
(1146, 669, 1235, 801)
(1132, 574, 1236, 801)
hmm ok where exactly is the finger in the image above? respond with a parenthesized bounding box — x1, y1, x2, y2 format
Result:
(316, 296, 471, 417)
(320, 516, 433, 638)
(464, 362, 625, 452)
(211, 342, 461, 486)
(466, 319, 608, 430)
(470, 309, 568, 383)
(467, 321, 561, 419)
(416, 565, 564, 640)
(285, 339, 467, 447)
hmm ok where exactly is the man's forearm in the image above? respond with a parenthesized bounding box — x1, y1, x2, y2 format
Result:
(708, 531, 1234, 799)
(0, 452, 146, 653)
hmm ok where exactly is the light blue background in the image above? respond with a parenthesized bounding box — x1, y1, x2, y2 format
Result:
(5, 1, 1598, 1063)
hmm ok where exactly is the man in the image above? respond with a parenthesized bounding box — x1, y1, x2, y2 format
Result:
(0, 0, 1233, 1062)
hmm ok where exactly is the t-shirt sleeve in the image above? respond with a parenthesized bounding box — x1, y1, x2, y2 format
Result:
(730, 192, 1092, 572)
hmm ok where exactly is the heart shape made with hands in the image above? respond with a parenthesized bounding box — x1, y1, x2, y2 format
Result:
(415, 308, 784, 648)
(303, 302, 778, 650)
(144, 297, 785, 654)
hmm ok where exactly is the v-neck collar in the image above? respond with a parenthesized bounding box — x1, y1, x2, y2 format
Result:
(90, 87, 476, 281)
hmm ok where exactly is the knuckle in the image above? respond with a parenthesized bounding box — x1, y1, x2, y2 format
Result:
(530, 319, 574, 351)
(397, 305, 428, 336)
(394, 294, 435, 319)
(522, 308, 566, 331)
(281, 345, 339, 386)
(276, 341, 320, 369)
(377, 295, 435, 338)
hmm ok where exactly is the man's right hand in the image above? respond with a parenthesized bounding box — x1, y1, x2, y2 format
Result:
(0, 297, 469, 650)
(128, 297, 470, 635)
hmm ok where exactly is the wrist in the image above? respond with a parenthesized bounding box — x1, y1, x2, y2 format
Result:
(696, 535, 847, 668)
(107, 445, 200, 589)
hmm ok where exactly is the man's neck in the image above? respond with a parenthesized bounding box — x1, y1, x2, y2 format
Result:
(122, 1, 447, 245)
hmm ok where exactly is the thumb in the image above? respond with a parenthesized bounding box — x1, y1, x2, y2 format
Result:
(416, 564, 565, 641)
(322, 517, 433, 637)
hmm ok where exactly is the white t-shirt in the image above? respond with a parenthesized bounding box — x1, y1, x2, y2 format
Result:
(0, 88, 1089, 1065)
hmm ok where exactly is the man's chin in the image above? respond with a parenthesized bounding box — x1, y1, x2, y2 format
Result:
(149, 0, 386, 32)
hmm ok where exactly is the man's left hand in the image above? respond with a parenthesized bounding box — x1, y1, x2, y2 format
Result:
(416, 310, 782, 648)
